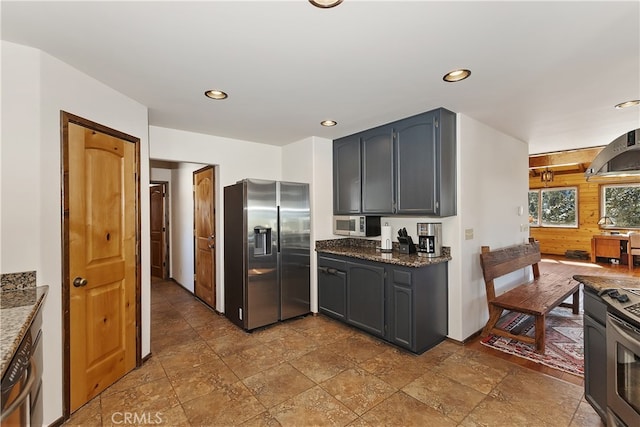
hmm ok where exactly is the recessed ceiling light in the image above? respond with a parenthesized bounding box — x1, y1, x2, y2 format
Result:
(204, 89, 228, 100)
(443, 69, 471, 82)
(614, 100, 640, 109)
(321, 120, 337, 127)
(309, 0, 343, 8)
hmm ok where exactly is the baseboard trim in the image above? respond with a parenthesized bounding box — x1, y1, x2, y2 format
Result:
(48, 416, 65, 427)
(167, 277, 224, 315)
(168, 277, 192, 294)
(445, 329, 482, 346)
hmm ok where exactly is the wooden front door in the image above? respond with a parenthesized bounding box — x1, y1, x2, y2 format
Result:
(150, 183, 166, 278)
(64, 114, 139, 414)
(194, 166, 216, 309)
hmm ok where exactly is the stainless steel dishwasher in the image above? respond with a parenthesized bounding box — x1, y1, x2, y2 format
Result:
(1, 312, 43, 427)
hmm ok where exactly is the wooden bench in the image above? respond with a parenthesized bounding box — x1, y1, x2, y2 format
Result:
(479, 238, 580, 353)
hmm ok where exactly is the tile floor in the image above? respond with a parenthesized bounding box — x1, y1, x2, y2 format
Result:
(64, 272, 607, 427)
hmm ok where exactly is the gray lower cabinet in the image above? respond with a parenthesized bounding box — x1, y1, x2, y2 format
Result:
(387, 263, 448, 353)
(317, 254, 448, 354)
(317, 256, 347, 320)
(389, 281, 413, 348)
(583, 289, 607, 422)
(346, 261, 386, 337)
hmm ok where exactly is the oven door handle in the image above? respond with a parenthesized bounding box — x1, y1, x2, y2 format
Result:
(609, 314, 640, 337)
(608, 314, 640, 358)
(0, 358, 36, 422)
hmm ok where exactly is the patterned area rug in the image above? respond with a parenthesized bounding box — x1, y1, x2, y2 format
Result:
(480, 307, 584, 377)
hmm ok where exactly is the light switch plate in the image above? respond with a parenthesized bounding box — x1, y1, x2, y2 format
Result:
(465, 228, 474, 240)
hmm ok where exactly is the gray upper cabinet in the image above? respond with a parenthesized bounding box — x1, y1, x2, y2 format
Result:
(432, 108, 457, 216)
(395, 113, 436, 214)
(333, 135, 361, 214)
(333, 107, 456, 216)
(361, 125, 394, 214)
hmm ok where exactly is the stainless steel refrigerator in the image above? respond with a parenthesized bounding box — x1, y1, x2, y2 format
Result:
(224, 179, 310, 330)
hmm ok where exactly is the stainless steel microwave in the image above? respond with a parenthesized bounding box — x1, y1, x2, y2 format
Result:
(333, 215, 381, 237)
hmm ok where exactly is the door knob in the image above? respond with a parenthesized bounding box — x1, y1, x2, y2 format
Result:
(73, 277, 88, 287)
(207, 234, 215, 249)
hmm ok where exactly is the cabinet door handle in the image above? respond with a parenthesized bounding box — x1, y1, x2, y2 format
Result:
(319, 267, 338, 275)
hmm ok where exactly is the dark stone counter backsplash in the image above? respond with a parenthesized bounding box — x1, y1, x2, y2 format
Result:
(1, 271, 36, 291)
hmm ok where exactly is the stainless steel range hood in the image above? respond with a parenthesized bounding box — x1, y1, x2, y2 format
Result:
(585, 129, 640, 180)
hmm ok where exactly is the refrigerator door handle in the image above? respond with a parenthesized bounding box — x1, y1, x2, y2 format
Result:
(277, 206, 281, 253)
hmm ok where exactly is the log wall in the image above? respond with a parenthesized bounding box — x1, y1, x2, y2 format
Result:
(529, 173, 640, 256)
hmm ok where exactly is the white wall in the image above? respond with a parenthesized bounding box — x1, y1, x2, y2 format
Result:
(309, 138, 335, 242)
(149, 126, 282, 311)
(1, 43, 41, 273)
(281, 136, 334, 312)
(452, 114, 530, 341)
(171, 163, 206, 291)
(1, 41, 150, 425)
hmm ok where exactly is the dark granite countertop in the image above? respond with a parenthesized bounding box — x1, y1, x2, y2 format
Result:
(573, 274, 640, 295)
(316, 238, 451, 268)
(1, 286, 48, 378)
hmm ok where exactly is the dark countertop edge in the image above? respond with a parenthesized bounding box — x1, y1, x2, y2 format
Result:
(1, 285, 48, 378)
(315, 247, 451, 268)
(573, 274, 640, 295)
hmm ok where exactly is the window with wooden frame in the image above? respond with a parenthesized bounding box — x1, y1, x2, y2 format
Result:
(528, 187, 578, 228)
(600, 183, 640, 229)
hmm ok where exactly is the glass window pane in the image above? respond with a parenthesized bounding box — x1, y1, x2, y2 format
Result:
(541, 187, 577, 228)
(602, 184, 640, 228)
(528, 190, 539, 226)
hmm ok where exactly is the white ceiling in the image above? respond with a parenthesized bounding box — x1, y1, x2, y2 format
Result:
(2, 0, 639, 153)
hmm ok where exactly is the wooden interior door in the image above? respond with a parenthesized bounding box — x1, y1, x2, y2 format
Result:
(67, 120, 138, 413)
(194, 166, 216, 309)
(150, 183, 165, 278)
